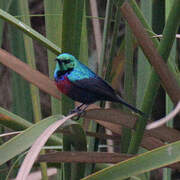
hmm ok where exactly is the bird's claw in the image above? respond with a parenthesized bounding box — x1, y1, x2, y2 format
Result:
(68, 107, 82, 115)
(68, 104, 88, 120)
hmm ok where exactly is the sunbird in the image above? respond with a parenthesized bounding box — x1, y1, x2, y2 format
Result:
(54, 53, 144, 115)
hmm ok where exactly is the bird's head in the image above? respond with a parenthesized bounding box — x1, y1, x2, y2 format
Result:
(54, 53, 76, 81)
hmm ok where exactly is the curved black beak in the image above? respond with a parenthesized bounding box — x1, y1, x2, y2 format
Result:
(55, 58, 62, 64)
(55, 58, 59, 62)
(55, 58, 63, 71)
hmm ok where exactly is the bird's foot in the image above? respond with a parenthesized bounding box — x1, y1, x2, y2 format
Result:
(68, 107, 83, 115)
(68, 104, 88, 120)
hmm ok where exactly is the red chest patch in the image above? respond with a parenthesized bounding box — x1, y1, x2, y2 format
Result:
(55, 76, 72, 95)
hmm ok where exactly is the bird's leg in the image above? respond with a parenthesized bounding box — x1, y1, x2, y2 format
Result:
(69, 104, 89, 120)
(81, 104, 88, 113)
(75, 104, 89, 120)
(68, 103, 85, 115)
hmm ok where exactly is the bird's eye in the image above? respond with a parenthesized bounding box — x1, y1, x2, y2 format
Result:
(62, 59, 71, 64)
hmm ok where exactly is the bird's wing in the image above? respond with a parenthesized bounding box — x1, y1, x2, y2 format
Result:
(68, 68, 145, 115)
(71, 76, 118, 101)
(67, 62, 118, 101)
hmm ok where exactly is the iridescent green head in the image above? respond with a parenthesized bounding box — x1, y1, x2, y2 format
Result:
(54, 53, 76, 81)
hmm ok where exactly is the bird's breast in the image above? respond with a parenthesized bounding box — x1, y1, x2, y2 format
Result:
(55, 75, 72, 95)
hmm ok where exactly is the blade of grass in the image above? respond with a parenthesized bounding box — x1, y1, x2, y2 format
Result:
(15, 113, 76, 180)
(79, 2, 88, 66)
(136, 0, 152, 108)
(99, 0, 113, 76)
(61, 0, 84, 58)
(61, 0, 84, 115)
(44, 1, 63, 178)
(105, 0, 123, 83)
(0, 0, 12, 45)
(164, 0, 176, 127)
(82, 140, 180, 180)
(86, 0, 114, 175)
(0, 3, 12, 177)
(152, 0, 165, 35)
(44, 0, 62, 115)
(0, 8, 61, 55)
(19, 0, 42, 125)
(63, 123, 87, 180)
(8, 1, 33, 122)
(0, 114, 63, 166)
(5, 151, 27, 180)
(163, 1, 176, 179)
(136, 1, 152, 178)
(80, 4, 95, 176)
(19, 0, 47, 178)
(61, 1, 85, 179)
(0, 106, 62, 145)
(122, 0, 133, 153)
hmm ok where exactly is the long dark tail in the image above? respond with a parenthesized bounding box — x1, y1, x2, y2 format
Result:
(116, 95, 145, 116)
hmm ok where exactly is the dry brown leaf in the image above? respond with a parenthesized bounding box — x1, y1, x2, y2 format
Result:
(121, 3, 180, 105)
(37, 151, 132, 163)
(0, 49, 61, 100)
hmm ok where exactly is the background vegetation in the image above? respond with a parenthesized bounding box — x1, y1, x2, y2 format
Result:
(0, 0, 179, 179)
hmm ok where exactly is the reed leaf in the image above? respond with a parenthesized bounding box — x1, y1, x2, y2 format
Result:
(9, 1, 33, 122)
(136, 0, 152, 108)
(99, 0, 113, 76)
(0, 114, 63, 166)
(122, 0, 133, 153)
(61, 0, 84, 115)
(0, 0, 12, 45)
(18, 0, 47, 178)
(63, 122, 87, 180)
(61, 1, 86, 179)
(82, 140, 180, 180)
(163, 1, 176, 179)
(0, 8, 61, 55)
(44, 0, 62, 115)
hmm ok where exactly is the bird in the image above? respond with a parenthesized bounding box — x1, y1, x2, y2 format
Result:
(54, 53, 145, 116)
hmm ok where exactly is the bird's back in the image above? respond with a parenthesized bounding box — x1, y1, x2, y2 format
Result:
(68, 60, 97, 82)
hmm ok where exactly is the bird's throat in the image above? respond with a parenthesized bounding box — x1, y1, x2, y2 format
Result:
(58, 68, 73, 79)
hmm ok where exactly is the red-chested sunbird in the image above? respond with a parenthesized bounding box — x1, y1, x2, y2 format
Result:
(54, 53, 145, 116)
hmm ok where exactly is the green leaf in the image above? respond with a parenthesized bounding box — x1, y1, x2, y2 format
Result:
(63, 122, 87, 180)
(44, 0, 62, 115)
(0, 8, 61, 54)
(7, 0, 34, 122)
(83, 141, 180, 180)
(61, 0, 85, 115)
(0, 114, 62, 165)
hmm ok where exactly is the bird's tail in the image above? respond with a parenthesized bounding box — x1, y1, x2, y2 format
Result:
(116, 95, 145, 116)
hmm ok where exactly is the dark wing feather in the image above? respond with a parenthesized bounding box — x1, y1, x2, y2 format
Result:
(71, 77, 118, 102)
(71, 76, 145, 116)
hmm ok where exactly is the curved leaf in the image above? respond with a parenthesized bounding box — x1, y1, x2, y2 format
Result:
(0, 8, 61, 55)
(83, 140, 180, 180)
(0, 114, 63, 165)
